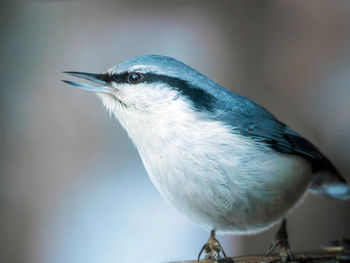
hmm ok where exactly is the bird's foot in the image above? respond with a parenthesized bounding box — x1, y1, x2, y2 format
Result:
(267, 219, 293, 262)
(267, 238, 293, 262)
(198, 230, 229, 262)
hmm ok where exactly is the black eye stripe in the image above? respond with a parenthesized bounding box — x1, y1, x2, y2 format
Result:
(98, 72, 145, 84)
(96, 72, 215, 111)
(96, 72, 129, 83)
(144, 73, 217, 112)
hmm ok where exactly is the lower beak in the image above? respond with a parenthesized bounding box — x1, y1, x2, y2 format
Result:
(62, 71, 111, 92)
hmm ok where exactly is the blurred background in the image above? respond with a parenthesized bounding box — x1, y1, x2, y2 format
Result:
(1, 1, 350, 263)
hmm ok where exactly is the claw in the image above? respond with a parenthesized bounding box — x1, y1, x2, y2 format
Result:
(198, 230, 228, 261)
(267, 240, 282, 255)
(267, 219, 293, 262)
(198, 244, 207, 261)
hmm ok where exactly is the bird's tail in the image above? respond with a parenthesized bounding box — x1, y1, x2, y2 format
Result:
(309, 171, 350, 200)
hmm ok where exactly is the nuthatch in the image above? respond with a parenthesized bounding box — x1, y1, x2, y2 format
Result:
(64, 55, 350, 261)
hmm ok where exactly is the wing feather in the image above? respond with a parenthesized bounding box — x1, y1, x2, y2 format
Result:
(217, 92, 340, 176)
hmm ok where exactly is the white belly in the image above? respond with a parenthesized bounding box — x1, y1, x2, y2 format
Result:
(109, 97, 312, 235)
(139, 133, 311, 234)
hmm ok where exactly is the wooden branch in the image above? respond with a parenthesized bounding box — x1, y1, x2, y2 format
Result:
(170, 252, 350, 263)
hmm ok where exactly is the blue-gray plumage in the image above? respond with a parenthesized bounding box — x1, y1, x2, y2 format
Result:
(63, 55, 349, 260)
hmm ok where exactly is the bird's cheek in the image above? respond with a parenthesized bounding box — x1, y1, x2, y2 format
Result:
(112, 88, 137, 106)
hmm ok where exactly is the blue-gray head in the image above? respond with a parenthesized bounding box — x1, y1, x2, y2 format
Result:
(63, 55, 226, 114)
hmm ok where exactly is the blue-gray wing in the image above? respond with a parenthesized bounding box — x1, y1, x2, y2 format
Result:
(217, 92, 340, 176)
(217, 91, 350, 199)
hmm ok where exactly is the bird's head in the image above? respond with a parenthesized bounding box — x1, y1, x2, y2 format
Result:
(63, 55, 219, 116)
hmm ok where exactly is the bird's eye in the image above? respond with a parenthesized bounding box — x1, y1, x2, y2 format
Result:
(128, 72, 143, 84)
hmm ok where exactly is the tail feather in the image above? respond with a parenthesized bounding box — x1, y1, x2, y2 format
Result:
(309, 171, 350, 200)
(310, 182, 350, 200)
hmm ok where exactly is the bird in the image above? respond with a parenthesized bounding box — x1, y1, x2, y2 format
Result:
(63, 55, 350, 261)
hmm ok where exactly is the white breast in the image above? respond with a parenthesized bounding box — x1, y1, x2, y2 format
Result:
(100, 93, 312, 234)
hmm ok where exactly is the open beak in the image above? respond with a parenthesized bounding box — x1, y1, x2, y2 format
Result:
(62, 71, 111, 92)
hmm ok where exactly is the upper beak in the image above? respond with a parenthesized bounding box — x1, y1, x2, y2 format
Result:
(62, 71, 111, 92)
